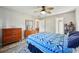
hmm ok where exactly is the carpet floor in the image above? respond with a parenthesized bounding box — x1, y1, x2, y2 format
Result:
(0, 39, 31, 53)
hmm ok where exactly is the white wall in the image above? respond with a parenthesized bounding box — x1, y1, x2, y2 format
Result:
(75, 7, 79, 31)
(0, 7, 34, 39)
(54, 11, 76, 25)
(45, 16, 55, 33)
(54, 11, 76, 32)
(0, 8, 4, 47)
(43, 11, 76, 33)
(0, 7, 26, 29)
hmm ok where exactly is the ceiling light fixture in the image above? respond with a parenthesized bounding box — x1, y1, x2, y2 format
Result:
(40, 11, 46, 15)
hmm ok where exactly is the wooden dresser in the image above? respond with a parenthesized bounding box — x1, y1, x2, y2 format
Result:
(1, 28, 22, 46)
(24, 28, 39, 38)
(24, 29, 36, 38)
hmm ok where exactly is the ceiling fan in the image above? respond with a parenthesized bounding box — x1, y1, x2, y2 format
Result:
(34, 6, 54, 14)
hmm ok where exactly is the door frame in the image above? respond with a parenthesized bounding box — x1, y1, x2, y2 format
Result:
(56, 17, 64, 34)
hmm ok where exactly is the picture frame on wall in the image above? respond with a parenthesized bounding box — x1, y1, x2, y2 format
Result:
(25, 20, 34, 30)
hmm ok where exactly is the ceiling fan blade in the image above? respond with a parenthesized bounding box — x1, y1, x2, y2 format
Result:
(46, 6, 54, 10)
(46, 11, 52, 14)
(34, 8, 42, 12)
(45, 9, 52, 14)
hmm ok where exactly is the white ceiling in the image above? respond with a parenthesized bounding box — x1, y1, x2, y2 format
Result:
(3, 6, 76, 18)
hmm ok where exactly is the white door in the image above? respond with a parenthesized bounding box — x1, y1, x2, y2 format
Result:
(56, 17, 64, 34)
(39, 20, 45, 32)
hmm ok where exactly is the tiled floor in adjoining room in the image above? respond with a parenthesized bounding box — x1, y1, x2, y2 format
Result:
(0, 39, 31, 53)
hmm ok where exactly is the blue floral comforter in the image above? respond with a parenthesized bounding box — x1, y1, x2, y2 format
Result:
(26, 32, 72, 53)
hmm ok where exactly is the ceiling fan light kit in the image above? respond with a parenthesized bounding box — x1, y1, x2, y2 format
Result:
(40, 11, 46, 15)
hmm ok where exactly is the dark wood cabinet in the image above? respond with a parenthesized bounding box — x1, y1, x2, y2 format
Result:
(2, 28, 22, 46)
(24, 29, 35, 38)
(24, 28, 39, 38)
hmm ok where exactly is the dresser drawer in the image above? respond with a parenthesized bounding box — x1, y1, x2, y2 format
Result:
(2, 28, 22, 46)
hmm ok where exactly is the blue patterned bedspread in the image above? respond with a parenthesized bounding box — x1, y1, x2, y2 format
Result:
(26, 32, 72, 53)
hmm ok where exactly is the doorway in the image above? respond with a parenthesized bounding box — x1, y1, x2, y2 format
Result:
(56, 17, 64, 34)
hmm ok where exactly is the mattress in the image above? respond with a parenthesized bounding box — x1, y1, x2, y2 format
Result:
(26, 32, 72, 53)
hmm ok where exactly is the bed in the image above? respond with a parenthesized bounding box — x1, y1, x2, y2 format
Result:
(26, 32, 72, 53)
(68, 31, 79, 48)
